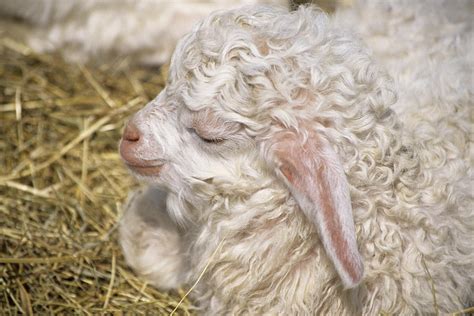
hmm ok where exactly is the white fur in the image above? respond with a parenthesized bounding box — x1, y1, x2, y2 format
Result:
(0, 0, 288, 65)
(119, 2, 473, 314)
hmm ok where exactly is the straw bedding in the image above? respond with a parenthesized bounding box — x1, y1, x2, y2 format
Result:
(0, 38, 192, 315)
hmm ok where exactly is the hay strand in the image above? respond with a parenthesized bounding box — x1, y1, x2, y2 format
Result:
(170, 238, 226, 316)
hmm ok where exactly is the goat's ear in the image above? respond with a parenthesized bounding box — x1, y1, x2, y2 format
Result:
(266, 127, 364, 288)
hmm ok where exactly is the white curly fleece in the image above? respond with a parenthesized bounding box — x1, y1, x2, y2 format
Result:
(119, 2, 473, 314)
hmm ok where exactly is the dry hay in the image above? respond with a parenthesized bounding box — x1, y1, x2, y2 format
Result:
(0, 38, 193, 315)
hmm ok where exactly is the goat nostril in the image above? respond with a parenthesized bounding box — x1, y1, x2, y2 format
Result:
(123, 123, 140, 142)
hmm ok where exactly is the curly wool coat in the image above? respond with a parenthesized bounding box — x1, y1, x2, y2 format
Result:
(119, 3, 473, 314)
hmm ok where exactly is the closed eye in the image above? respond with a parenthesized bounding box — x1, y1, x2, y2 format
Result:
(187, 127, 225, 144)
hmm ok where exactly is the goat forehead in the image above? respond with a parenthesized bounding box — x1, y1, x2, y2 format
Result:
(166, 6, 389, 135)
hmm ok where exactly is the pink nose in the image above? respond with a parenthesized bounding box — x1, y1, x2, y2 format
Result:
(120, 122, 144, 166)
(123, 122, 140, 142)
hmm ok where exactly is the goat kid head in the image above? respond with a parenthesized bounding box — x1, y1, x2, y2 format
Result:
(119, 5, 382, 288)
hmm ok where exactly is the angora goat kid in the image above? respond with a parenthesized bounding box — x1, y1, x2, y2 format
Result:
(119, 3, 474, 315)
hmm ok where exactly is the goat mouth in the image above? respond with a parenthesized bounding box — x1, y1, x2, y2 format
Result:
(125, 163, 163, 176)
(119, 141, 164, 176)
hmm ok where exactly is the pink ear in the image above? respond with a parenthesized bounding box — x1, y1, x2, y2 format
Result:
(269, 127, 364, 288)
